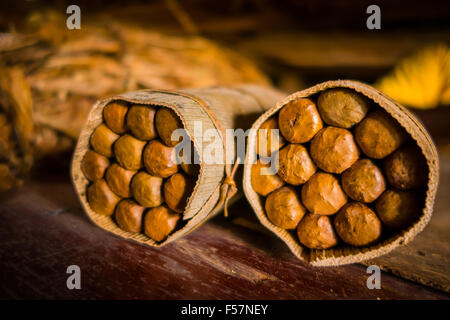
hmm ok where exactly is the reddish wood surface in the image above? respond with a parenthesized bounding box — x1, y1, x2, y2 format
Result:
(0, 170, 447, 300)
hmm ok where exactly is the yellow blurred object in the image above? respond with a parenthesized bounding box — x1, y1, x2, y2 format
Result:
(376, 44, 450, 109)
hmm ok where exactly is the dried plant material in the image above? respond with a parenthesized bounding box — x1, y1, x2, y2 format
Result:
(0, 66, 33, 153)
(143, 140, 178, 178)
(0, 164, 18, 192)
(251, 159, 284, 196)
(105, 163, 136, 198)
(376, 44, 450, 109)
(341, 159, 386, 203)
(163, 173, 195, 213)
(297, 214, 338, 249)
(0, 113, 14, 154)
(115, 199, 145, 233)
(334, 202, 382, 247)
(265, 186, 305, 229)
(355, 110, 408, 159)
(144, 206, 180, 242)
(310, 127, 359, 174)
(103, 101, 129, 134)
(114, 134, 146, 171)
(376, 189, 422, 229)
(90, 124, 119, 158)
(31, 125, 74, 159)
(87, 179, 120, 216)
(256, 117, 285, 157)
(278, 144, 316, 185)
(301, 172, 347, 215)
(317, 88, 370, 128)
(278, 98, 323, 143)
(384, 145, 427, 190)
(126, 105, 158, 140)
(155, 108, 183, 147)
(131, 171, 164, 207)
(1, 8, 271, 192)
(0, 66, 33, 191)
(81, 150, 110, 181)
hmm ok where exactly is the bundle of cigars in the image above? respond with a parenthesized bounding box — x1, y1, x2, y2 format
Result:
(243, 80, 438, 266)
(71, 85, 284, 246)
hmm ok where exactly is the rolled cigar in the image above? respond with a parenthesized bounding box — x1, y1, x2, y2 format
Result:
(341, 159, 386, 203)
(87, 179, 120, 216)
(144, 206, 180, 242)
(355, 110, 408, 159)
(103, 101, 129, 134)
(143, 140, 179, 178)
(0, 164, 16, 193)
(265, 186, 306, 229)
(301, 172, 347, 215)
(81, 150, 110, 181)
(105, 163, 136, 198)
(297, 214, 338, 249)
(251, 159, 285, 196)
(317, 88, 370, 128)
(115, 199, 145, 233)
(278, 144, 316, 185)
(375, 189, 422, 229)
(163, 173, 195, 213)
(126, 105, 158, 140)
(155, 108, 183, 147)
(114, 134, 146, 171)
(384, 145, 427, 190)
(310, 126, 359, 174)
(90, 124, 119, 158)
(130, 171, 164, 207)
(256, 117, 286, 157)
(278, 98, 323, 143)
(334, 202, 382, 247)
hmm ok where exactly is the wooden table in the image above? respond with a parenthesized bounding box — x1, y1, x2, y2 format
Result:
(0, 109, 449, 300)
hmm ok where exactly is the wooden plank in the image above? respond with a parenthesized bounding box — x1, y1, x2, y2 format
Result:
(0, 172, 447, 299)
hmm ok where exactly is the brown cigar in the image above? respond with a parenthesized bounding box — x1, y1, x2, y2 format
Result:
(310, 126, 359, 174)
(297, 214, 338, 249)
(341, 159, 386, 203)
(115, 199, 145, 233)
(265, 186, 306, 229)
(334, 202, 382, 247)
(301, 172, 347, 215)
(251, 159, 285, 196)
(278, 98, 323, 143)
(81, 149, 110, 181)
(144, 206, 180, 242)
(87, 179, 120, 216)
(126, 104, 158, 140)
(355, 110, 407, 159)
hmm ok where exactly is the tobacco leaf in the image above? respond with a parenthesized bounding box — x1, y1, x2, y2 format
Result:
(0, 9, 270, 192)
